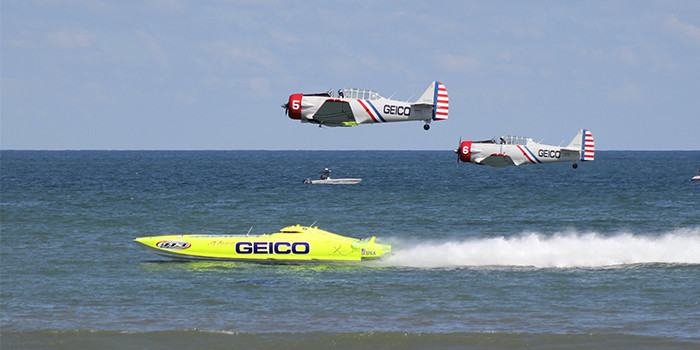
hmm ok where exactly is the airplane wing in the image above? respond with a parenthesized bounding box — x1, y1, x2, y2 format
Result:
(311, 100, 357, 126)
(478, 154, 516, 167)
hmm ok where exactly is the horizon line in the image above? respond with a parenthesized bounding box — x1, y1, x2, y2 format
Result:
(2, 149, 699, 152)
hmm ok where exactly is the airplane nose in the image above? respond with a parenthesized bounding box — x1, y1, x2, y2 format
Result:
(286, 94, 302, 120)
(457, 140, 472, 163)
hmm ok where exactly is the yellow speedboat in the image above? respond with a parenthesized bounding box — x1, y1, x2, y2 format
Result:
(134, 225, 391, 263)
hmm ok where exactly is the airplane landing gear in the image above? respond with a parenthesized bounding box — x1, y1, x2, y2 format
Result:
(423, 124, 430, 131)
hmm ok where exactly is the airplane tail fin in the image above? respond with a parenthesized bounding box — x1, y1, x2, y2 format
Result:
(415, 81, 449, 120)
(566, 129, 595, 161)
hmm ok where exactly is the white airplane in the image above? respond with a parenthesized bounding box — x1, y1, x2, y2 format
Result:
(456, 129, 595, 168)
(282, 81, 448, 130)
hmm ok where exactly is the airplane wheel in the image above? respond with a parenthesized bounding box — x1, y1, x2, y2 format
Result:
(423, 124, 430, 131)
(572, 163, 578, 169)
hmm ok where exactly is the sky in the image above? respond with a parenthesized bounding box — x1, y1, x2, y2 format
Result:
(2, 0, 699, 150)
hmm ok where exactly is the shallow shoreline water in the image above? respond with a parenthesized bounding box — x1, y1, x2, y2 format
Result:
(4, 330, 697, 350)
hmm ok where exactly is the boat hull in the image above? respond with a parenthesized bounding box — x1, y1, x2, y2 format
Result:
(134, 225, 390, 262)
(310, 178, 361, 185)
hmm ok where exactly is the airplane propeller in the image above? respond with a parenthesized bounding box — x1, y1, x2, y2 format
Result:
(281, 103, 289, 116)
(455, 137, 461, 167)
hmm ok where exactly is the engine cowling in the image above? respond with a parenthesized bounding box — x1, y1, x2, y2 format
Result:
(287, 94, 303, 120)
(459, 141, 472, 163)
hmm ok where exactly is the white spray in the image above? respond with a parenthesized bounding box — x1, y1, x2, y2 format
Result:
(383, 228, 700, 269)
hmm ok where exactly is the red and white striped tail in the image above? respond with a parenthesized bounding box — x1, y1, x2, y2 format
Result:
(582, 129, 595, 161)
(434, 82, 449, 120)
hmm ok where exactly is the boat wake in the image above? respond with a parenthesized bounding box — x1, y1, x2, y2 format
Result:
(383, 228, 700, 269)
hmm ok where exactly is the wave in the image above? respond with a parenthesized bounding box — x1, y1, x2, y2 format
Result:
(383, 228, 700, 268)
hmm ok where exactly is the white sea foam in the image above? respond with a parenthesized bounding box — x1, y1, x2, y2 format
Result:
(383, 228, 700, 268)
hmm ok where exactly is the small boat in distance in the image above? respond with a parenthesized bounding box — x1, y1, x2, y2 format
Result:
(692, 170, 700, 181)
(133, 225, 391, 263)
(303, 168, 361, 185)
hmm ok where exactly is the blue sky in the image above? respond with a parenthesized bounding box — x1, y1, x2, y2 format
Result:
(2, 0, 699, 150)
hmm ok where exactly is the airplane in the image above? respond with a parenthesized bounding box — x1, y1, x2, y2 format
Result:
(455, 129, 595, 168)
(282, 81, 448, 130)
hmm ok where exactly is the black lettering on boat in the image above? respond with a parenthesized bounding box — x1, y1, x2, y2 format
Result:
(156, 240, 191, 250)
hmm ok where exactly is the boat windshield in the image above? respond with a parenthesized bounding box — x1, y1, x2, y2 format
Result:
(341, 88, 382, 100)
(492, 135, 532, 145)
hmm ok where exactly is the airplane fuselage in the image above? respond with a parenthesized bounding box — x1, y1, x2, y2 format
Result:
(459, 140, 578, 167)
(285, 82, 448, 129)
(457, 130, 594, 167)
(288, 94, 433, 126)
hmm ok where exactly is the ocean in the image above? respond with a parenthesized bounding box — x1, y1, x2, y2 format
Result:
(1, 150, 699, 349)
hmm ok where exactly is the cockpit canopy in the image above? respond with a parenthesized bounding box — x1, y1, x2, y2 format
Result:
(341, 88, 382, 100)
(492, 135, 533, 145)
(280, 225, 307, 233)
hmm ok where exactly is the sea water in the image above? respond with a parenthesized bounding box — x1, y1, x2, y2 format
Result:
(1, 150, 699, 349)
